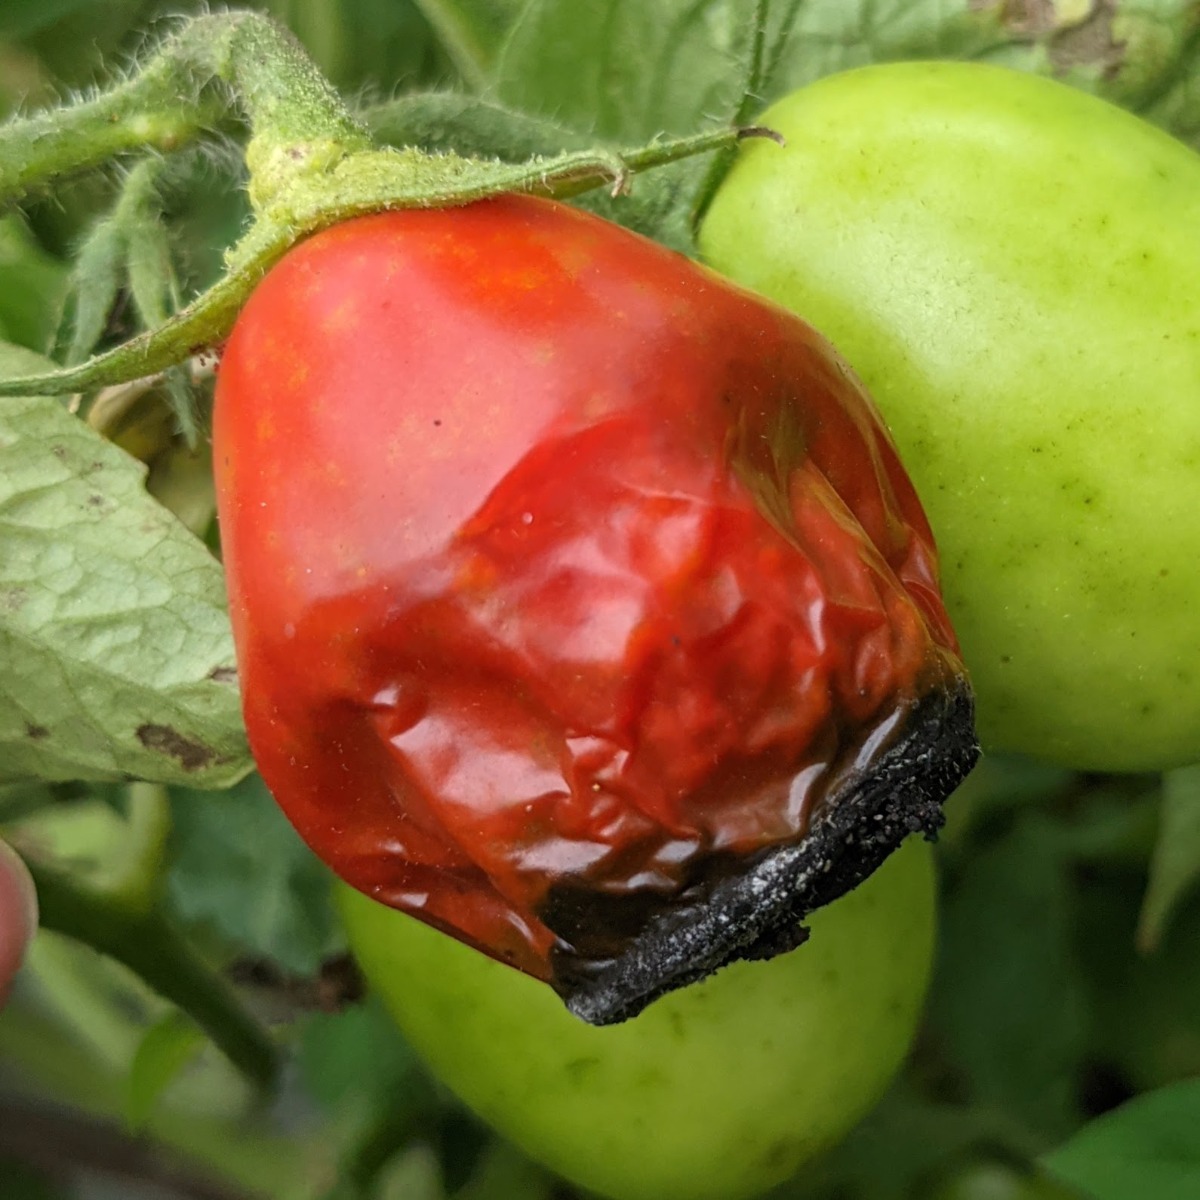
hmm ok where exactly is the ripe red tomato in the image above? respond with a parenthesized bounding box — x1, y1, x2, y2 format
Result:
(213, 195, 976, 1023)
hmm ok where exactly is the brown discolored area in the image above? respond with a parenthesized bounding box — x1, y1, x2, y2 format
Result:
(135, 723, 216, 771)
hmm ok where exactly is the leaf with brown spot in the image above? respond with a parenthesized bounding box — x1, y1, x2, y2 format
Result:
(0, 342, 250, 787)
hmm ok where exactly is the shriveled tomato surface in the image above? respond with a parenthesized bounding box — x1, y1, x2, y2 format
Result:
(214, 195, 977, 1024)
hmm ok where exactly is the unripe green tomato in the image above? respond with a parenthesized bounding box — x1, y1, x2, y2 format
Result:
(337, 836, 936, 1200)
(700, 62, 1200, 772)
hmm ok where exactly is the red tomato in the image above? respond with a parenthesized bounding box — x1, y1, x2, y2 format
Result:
(213, 195, 976, 1023)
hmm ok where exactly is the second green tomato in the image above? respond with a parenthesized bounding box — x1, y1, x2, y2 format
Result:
(701, 61, 1200, 772)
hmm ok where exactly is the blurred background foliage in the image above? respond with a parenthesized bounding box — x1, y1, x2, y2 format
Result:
(2, 1, 1200, 1198)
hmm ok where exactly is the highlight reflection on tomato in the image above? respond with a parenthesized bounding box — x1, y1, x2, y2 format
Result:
(214, 194, 977, 1023)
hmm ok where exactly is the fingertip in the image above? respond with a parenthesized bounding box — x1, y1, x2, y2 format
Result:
(0, 839, 38, 994)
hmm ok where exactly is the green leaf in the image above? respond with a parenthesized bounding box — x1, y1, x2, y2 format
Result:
(63, 218, 123, 367)
(0, 1159, 69, 1200)
(485, 0, 1200, 164)
(125, 211, 178, 332)
(1043, 1077, 1200, 1200)
(488, 0, 1018, 148)
(782, 1081, 1041, 1200)
(168, 773, 339, 974)
(299, 1000, 421, 1113)
(0, 216, 68, 354)
(365, 92, 595, 163)
(765, 0, 1013, 99)
(456, 1141, 556, 1200)
(928, 814, 1089, 1141)
(0, 0, 108, 39)
(938, 753, 1076, 850)
(262, 0, 455, 92)
(494, 0, 775, 141)
(0, 343, 250, 787)
(1137, 766, 1200, 952)
(124, 1011, 206, 1131)
(1075, 3, 1200, 141)
(413, 0, 524, 90)
(481, 0, 798, 251)
(1078, 868, 1200, 1092)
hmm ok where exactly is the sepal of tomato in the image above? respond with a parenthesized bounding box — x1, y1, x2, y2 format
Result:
(213, 194, 977, 1023)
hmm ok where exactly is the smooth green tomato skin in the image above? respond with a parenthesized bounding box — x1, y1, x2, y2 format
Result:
(337, 836, 936, 1200)
(700, 61, 1200, 772)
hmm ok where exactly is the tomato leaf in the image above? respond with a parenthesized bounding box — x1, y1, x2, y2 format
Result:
(0, 1158, 69, 1200)
(929, 814, 1089, 1141)
(1077, 869, 1200, 1093)
(482, 0, 801, 251)
(364, 92, 708, 251)
(1042, 1077, 1200, 1199)
(493, 0, 790, 141)
(0, 217, 67, 355)
(411, 0, 523, 89)
(124, 1011, 206, 1132)
(62, 216, 122, 368)
(259, 0, 453, 92)
(778, 1082, 1035, 1200)
(455, 1141, 555, 1200)
(167, 773, 339, 974)
(765, 0, 1014, 98)
(0, 344, 249, 787)
(299, 1001, 423, 1113)
(1077, 4, 1200, 142)
(0, 0, 107, 39)
(1137, 766, 1200, 952)
(365, 92, 595, 163)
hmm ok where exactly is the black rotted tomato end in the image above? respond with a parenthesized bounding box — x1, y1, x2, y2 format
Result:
(549, 680, 980, 1027)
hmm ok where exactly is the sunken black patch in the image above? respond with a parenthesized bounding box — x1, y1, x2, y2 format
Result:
(546, 679, 979, 1026)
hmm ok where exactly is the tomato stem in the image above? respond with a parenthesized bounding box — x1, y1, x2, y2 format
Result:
(18, 844, 281, 1093)
(0, 12, 369, 209)
(0, 125, 739, 400)
(0, 11, 742, 399)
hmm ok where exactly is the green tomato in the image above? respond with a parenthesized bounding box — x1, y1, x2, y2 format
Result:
(700, 62, 1200, 772)
(337, 836, 936, 1200)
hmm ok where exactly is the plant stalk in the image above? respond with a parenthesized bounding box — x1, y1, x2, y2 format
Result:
(24, 854, 281, 1093)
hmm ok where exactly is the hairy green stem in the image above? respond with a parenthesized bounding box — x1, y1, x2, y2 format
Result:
(690, 0, 792, 229)
(0, 10, 740, 402)
(24, 853, 281, 1093)
(0, 11, 368, 209)
(0, 126, 738, 399)
(0, 70, 218, 204)
(106, 782, 173, 911)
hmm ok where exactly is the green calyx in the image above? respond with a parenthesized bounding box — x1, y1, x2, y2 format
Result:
(0, 9, 740, 401)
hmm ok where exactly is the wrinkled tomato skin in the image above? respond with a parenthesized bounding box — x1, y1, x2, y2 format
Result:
(214, 195, 964, 994)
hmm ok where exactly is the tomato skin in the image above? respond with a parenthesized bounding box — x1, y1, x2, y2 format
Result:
(214, 194, 975, 1020)
(700, 61, 1200, 772)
